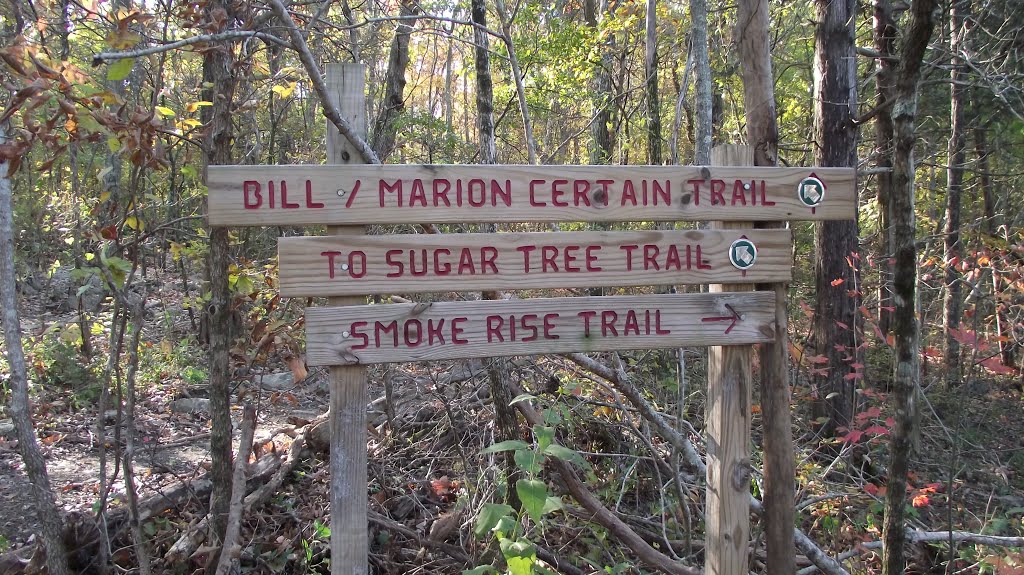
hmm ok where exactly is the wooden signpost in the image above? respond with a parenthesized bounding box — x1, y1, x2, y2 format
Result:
(206, 63, 857, 575)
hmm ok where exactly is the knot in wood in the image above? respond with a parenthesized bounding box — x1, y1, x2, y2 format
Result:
(731, 460, 751, 491)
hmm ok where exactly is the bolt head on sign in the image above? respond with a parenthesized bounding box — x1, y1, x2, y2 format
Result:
(798, 175, 826, 208)
(729, 238, 758, 271)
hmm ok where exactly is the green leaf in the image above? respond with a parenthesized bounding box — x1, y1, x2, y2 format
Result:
(541, 496, 563, 515)
(474, 503, 513, 537)
(516, 479, 548, 521)
(542, 444, 589, 469)
(514, 448, 542, 475)
(480, 440, 530, 455)
(533, 426, 554, 454)
(506, 556, 534, 575)
(107, 58, 135, 81)
(462, 567, 497, 575)
(509, 393, 536, 405)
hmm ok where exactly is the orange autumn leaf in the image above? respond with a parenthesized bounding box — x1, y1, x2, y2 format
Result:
(912, 494, 930, 508)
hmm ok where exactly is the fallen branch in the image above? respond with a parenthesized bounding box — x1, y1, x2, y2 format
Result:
(214, 404, 257, 575)
(92, 31, 288, 65)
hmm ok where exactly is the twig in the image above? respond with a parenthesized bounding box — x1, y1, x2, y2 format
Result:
(267, 0, 381, 164)
(92, 31, 288, 65)
(214, 404, 257, 575)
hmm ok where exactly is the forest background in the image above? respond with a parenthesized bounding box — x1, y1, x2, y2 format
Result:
(0, 0, 1023, 574)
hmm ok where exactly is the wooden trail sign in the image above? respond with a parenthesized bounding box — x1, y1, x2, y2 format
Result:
(278, 229, 792, 297)
(304, 292, 777, 365)
(207, 164, 856, 225)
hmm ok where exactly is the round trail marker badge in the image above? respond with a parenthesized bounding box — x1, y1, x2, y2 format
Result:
(729, 238, 758, 270)
(798, 175, 826, 208)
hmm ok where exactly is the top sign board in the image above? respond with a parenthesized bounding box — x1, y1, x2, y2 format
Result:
(208, 164, 856, 226)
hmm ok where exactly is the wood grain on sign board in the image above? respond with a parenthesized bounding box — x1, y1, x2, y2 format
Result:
(207, 164, 856, 225)
(304, 292, 776, 365)
(278, 229, 792, 297)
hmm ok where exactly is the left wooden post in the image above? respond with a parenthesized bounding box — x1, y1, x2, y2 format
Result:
(325, 63, 369, 575)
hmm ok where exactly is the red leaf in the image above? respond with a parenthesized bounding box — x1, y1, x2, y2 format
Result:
(844, 372, 861, 380)
(835, 320, 849, 330)
(912, 494, 930, 508)
(831, 278, 845, 286)
(981, 356, 1016, 375)
(864, 425, 889, 436)
(807, 354, 830, 364)
(841, 429, 865, 444)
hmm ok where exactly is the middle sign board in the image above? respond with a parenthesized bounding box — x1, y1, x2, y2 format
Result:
(278, 229, 792, 297)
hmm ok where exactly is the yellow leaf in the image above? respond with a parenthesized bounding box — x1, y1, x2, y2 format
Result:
(185, 100, 213, 113)
(272, 82, 296, 98)
(155, 106, 175, 117)
(124, 215, 141, 230)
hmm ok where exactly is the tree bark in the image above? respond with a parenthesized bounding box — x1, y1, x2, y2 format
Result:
(689, 0, 712, 164)
(645, 0, 661, 165)
(0, 127, 70, 575)
(584, 0, 614, 165)
(736, 1, 794, 573)
(370, 0, 418, 162)
(943, 0, 969, 387)
(811, 0, 861, 439)
(881, 0, 938, 573)
(201, 0, 240, 549)
(873, 0, 897, 337)
(471, 0, 521, 510)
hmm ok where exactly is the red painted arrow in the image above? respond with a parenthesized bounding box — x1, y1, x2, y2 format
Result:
(701, 303, 741, 334)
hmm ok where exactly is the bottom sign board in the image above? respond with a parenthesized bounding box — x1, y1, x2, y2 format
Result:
(304, 292, 776, 366)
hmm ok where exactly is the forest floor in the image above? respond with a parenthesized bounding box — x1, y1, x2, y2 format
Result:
(2, 270, 1024, 574)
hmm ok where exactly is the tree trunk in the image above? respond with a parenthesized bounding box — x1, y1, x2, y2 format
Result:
(736, 1, 794, 573)
(873, 0, 897, 337)
(974, 124, 996, 236)
(943, 0, 969, 387)
(645, 0, 661, 165)
(881, 0, 938, 573)
(690, 0, 712, 164)
(370, 0, 418, 162)
(0, 127, 70, 575)
(471, 0, 521, 511)
(811, 0, 861, 439)
(201, 0, 240, 549)
(585, 0, 614, 165)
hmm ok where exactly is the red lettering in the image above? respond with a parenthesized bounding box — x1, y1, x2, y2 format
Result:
(624, 310, 640, 336)
(655, 310, 670, 334)
(518, 245, 537, 272)
(541, 246, 559, 272)
(710, 179, 726, 205)
(452, 317, 469, 344)
(322, 251, 341, 279)
(468, 179, 486, 207)
(458, 248, 477, 275)
(268, 180, 276, 208)
(759, 180, 775, 205)
(385, 249, 403, 278)
(481, 247, 498, 274)
(687, 179, 704, 206)
(433, 179, 451, 207)
(564, 245, 581, 272)
(595, 180, 613, 206)
(653, 180, 670, 205)
(486, 315, 504, 342)
(529, 179, 546, 207)
(348, 251, 366, 278)
(380, 179, 402, 207)
(434, 248, 452, 275)
(404, 319, 423, 346)
(543, 313, 559, 339)
(492, 180, 512, 206)
(305, 180, 324, 208)
(697, 245, 712, 269)
(620, 244, 638, 271)
(573, 180, 591, 206)
(731, 180, 747, 206)
(586, 246, 602, 271)
(410, 250, 428, 276)
(375, 321, 399, 348)
(351, 321, 369, 349)
(427, 319, 444, 345)
(521, 314, 540, 341)
(665, 244, 682, 270)
(281, 180, 299, 208)
(244, 181, 262, 209)
(409, 179, 427, 207)
(601, 311, 618, 336)
(621, 180, 638, 206)
(578, 310, 597, 337)
(551, 179, 569, 207)
(643, 244, 661, 270)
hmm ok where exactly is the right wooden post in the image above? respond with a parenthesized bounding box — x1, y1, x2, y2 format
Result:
(706, 144, 755, 575)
